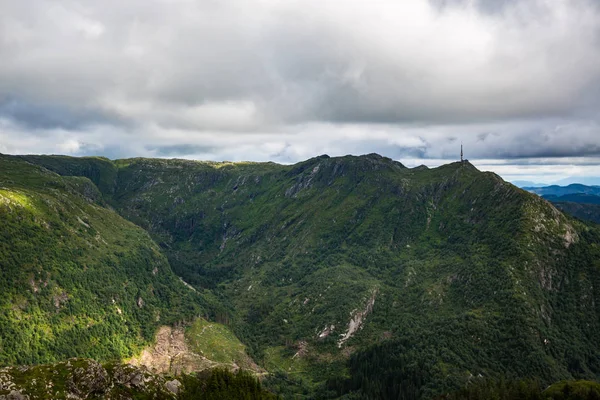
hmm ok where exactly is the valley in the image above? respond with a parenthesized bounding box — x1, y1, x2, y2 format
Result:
(2, 153, 600, 398)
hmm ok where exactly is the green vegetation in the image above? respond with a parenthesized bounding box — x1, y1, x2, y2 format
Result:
(0, 155, 202, 365)
(522, 183, 600, 224)
(544, 380, 600, 400)
(0, 358, 176, 399)
(186, 318, 257, 369)
(438, 378, 600, 400)
(180, 368, 277, 400)
(553, 202, 600, 224)
(6, 153, 600, 398)
(0, 358, 276, 399)
(545, 194, 600, 205)
(18, 154, 118, 195)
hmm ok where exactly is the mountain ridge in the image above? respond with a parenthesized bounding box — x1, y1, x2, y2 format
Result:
(522, 183, 600, 224)
(0, 155, 204, 366)
(4, 153, 600, 398)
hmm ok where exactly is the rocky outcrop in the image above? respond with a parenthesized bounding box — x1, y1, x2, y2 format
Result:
(338, 288, 378, 348)
(0, 359, 177, 400)
(129, 321, 262, 376)
(128, 326, 215, 375)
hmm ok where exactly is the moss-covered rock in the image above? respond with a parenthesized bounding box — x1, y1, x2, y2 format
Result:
(0, 359, 176, 399)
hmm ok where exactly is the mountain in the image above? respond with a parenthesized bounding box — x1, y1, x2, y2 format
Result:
(544, 193, 600, 205)
(522, 184, 600, 225)
(5, 153, 600, 399)
(553, 202, 600, 225)
(523, 184, 600, 197)
(0, 155, 208, 366)
(554, 177, 600, 186)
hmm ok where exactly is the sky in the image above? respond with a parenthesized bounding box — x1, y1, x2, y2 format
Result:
(1, 0, 600, 184)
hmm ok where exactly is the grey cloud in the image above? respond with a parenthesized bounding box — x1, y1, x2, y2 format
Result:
(0, 0, 599, 183)
(491, 159, 600, 167)
(477, 132, 499, 142)
(146, 144, 219, 157)
(0, 96, 129, 130)
(1, 0, 599, 130)
(430, 0, 521, 14)
(420, 120, 600, 161)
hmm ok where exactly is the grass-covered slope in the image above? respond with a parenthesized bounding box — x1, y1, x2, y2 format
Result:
(21, 154, 600, 398)
(127, 317, 260, 376)
(0, 155, 201, 365)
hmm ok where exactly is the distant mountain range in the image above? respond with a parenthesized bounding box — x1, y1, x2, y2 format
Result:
(523, 184, 600, 197)
(553, 202, 600, 225)
(544, 193, 600, 205)
(554, 177, 600, 186)
(514, 178, 600, 188)
(522, 184, 600, 224)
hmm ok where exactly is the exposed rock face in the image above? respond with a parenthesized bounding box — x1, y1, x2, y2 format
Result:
(317, 325, 335, 339)
(165, 379, 181, 394)
(128, 326, 215, 375)
(0, 390, 29, 400)
(179, 277, 197, 292)
(67, 360, 108, 398)
(285, 162, 321, 198)
(292, 341, 309, 359)
(129, 322, 262, 377)
(338, 288, 378, 348)
(52, 291, 69, 310)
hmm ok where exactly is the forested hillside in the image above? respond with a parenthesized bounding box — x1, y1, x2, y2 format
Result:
(521, 183, 600, 224)
(8, 153, 600, 399)
(553, 202, 600, 225)
(524, 184, 600, 197)
(0, 155, 202, 365)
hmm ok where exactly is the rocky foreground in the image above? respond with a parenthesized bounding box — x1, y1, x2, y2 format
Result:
(0, 359, 180, 400)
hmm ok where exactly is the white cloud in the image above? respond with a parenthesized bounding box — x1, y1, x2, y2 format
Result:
(0, 0, 599, 181)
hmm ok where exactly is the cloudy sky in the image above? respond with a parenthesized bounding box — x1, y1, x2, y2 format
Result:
(1, 0, 600, 183)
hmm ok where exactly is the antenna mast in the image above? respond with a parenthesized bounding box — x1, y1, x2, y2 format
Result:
(461, 143, 463, 162)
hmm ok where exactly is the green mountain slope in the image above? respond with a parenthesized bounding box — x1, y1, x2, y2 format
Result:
(17, 153, 600, 399)
(0, 155, 202, 365)
(554, 202, 600, 224)
(544, 193, 600, 205)
(519, 183, 600, 224)
(524, 184, 600, 197)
